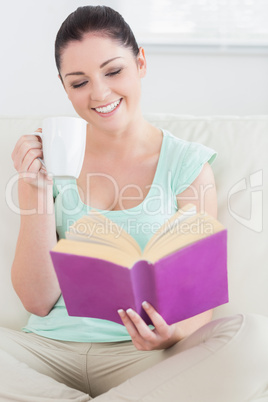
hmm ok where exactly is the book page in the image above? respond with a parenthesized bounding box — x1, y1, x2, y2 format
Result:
(143, 213, 225, 263)
(143, 204, 197, 254)
(66, 210, 141, 258)
(53, 239, 137, 268)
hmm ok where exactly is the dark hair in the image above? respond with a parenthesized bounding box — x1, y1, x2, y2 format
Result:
(55, 5, 139, 76)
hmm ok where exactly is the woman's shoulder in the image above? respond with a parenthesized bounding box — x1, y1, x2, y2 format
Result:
(161, 128, 217, 162)
(161, 129, 197, 154)
(159, 128, 217, 194)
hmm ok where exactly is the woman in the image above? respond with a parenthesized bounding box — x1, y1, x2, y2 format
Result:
(2, 5, 268, 401)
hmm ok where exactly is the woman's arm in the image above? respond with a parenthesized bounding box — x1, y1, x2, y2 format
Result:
(176, 162, 217, 219)
(11, 132, 61, 316)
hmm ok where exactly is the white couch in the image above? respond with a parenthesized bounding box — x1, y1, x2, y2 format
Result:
(1, 114, 267, 331)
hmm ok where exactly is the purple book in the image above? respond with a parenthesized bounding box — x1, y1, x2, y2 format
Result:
(50, 229, 228, 325)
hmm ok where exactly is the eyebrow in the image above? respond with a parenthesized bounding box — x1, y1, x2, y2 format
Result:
(64, 57, 123, 78)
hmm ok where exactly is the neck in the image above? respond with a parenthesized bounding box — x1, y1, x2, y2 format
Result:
(86, 112, 153, 159)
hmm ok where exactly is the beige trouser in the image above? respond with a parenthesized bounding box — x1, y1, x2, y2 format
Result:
(0, 314, 267, 401)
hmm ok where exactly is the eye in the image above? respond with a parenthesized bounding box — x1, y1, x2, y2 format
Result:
(106, 69, 122, 77)
(72, 81, 88, 89)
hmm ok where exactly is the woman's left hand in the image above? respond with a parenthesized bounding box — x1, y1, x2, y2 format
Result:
(118, 301, 181, 351)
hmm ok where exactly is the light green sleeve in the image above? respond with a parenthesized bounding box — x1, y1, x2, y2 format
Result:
(172, 141, 217, 195)
(53, 179, 59, 199)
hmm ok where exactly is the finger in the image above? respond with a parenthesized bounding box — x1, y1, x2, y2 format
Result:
(125, 308, 155, 341)
(12, 137, 42, 168)
(13, 132, 42, 154)
(15, 140, 42, 169)
(118, 309, 143, 340)
(142, 302, 169, 336)
(33, 128, 43, 143)
(20, 148, 43, 174)
(28, 156, 44, 174)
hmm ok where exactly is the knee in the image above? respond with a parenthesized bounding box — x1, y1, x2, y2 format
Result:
(216, 313, 268, 366)
(231, 314, 268, 392)
(0, 327, 21, 353)
(0, 327, 10, 349)
(201, 313, 268, 355)
(238, 313, 268, 352)
(215, 312, 268, 337)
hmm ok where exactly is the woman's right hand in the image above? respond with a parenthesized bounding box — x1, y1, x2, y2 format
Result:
(11, 128, 52, 187)
(11, 129, 59, 315)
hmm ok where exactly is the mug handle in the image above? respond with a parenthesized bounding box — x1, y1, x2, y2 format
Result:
(32, 131, 46, 169)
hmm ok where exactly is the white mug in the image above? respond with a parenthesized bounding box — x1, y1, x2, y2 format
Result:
(36, 116, 87, 178)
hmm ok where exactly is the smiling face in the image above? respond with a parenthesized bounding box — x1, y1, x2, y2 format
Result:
(60, 34, 147, 134)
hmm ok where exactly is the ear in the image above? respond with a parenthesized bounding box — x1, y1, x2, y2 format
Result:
(137, 47, 147, 78)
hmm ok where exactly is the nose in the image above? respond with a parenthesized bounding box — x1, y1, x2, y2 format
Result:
(90, 78, 111, 102)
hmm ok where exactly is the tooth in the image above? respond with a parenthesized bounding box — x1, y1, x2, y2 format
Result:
(95, 99, 120, 113)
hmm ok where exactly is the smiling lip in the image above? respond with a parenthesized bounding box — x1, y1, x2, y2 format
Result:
(92, 98, 122, 117)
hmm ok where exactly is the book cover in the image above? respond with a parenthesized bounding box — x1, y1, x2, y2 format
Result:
(50, 229, 228, 325)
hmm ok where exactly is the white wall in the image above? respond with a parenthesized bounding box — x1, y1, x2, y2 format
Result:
(1, 0, 267, 117)
(144, 50, 268, 115)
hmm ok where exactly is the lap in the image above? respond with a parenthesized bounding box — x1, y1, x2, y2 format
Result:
(0, 314, 267, 401)
(0, 327, 90, 394)
(95, 314, 268, 401)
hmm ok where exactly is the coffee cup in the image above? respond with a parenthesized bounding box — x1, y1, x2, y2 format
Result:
(36, 116, 87, 178)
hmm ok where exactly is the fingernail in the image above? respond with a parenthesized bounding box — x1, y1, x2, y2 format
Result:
(142, 301, 149, 309)
(47, 173, 53, 181)
(126, 308, 135, 316)
(117, 309, 124, 315)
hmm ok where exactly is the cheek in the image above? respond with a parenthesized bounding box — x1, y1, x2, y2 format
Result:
(128, 80, 142, 102)
(119, 76, 141, 100)
(68, 90, 87, 107)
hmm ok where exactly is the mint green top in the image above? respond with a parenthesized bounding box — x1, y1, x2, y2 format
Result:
(23, 129, 217, 342)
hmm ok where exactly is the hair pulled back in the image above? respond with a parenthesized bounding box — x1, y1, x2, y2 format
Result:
(55, 5, 139, 76)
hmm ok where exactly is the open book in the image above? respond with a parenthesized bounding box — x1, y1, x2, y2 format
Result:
(50, 204, 228, 325)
